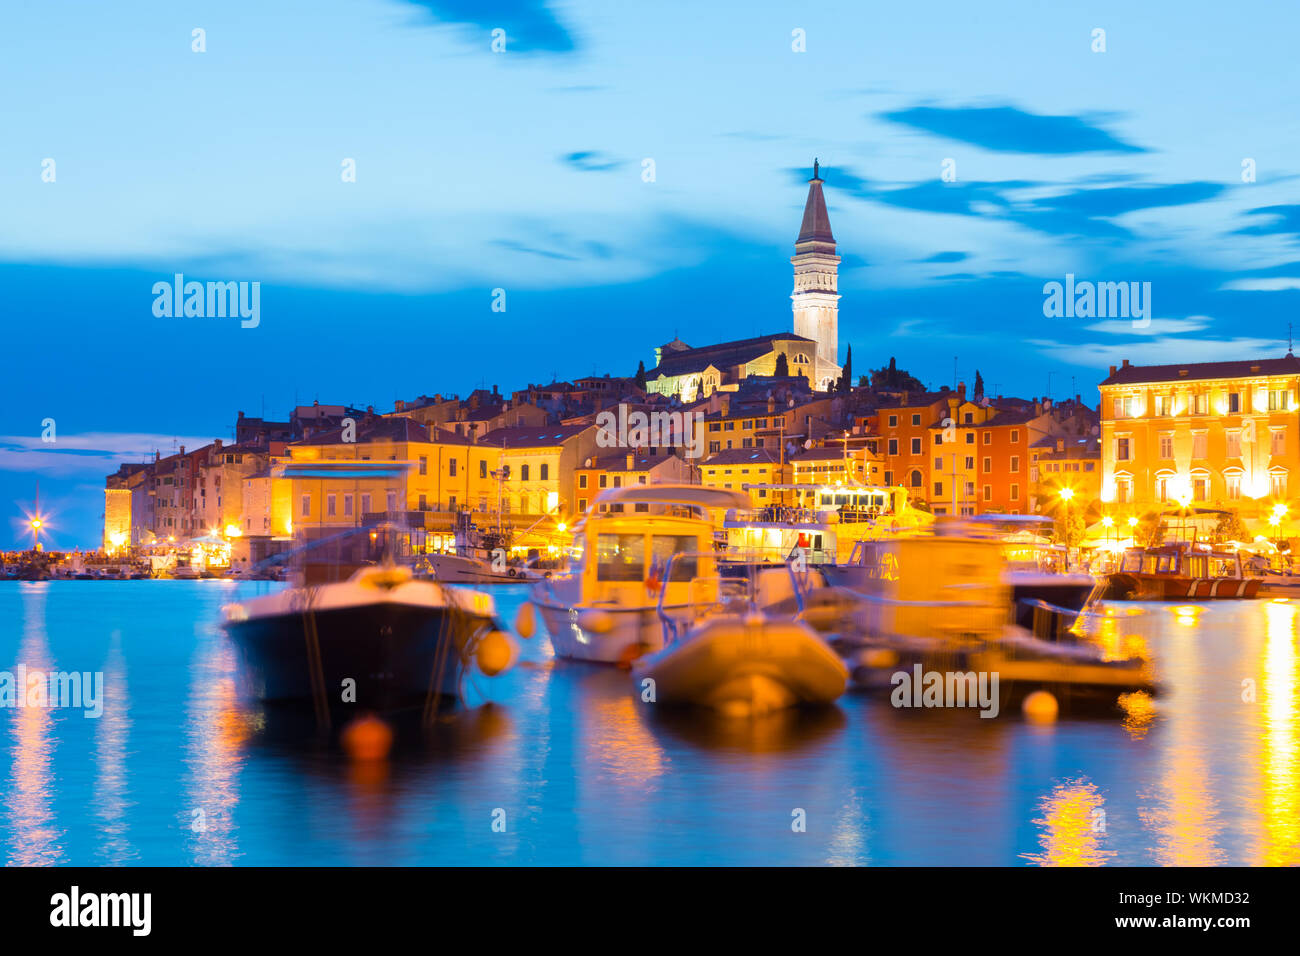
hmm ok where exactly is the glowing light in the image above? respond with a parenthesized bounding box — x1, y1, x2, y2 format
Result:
(30, 518, 42, 530)
(1101, 515, 1114, 528)
(556, 522, 568, 533)
(1059, 487, 1074, 502)
(1128, 516, 1139, 528)
(224, 524, 242, 538)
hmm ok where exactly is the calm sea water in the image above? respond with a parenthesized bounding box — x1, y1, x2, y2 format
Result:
(1, 580, 1296, 866)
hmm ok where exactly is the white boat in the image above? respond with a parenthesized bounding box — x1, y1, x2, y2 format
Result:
(529, 485, 750, 664)
(632, 554, 847, 716)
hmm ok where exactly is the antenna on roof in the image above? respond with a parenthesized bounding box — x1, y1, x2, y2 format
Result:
(1290, 323, 1294, 356)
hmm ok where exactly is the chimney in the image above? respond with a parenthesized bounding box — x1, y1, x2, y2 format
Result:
(237, 411, 245, 419)
(958, 381, 966, 400)
(179, 445, 185, 456)
(1109, 365, 1117, 377)
(214, 439, 222, 450)
(1122, 359, 1130, 368)
(1057, 438, 1065, 453)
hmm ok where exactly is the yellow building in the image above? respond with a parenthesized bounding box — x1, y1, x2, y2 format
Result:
(478, 423, 599, 523)
(284, 415, 499, 541)
(700, 448, 783, 500)
(1099, 355, 1300, 534)
(103, 487, 132, 552)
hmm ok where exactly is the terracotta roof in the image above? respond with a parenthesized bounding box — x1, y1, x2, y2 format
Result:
(1101, 354, 1300, 386)
(292, 416, 431, 446)
(796, 169, 835, 246)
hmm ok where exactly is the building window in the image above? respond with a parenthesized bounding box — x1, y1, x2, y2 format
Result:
(1229, 392, 1241, 414)
(1155, 476, 1170, 501)
(1155, 395, 1172, 417)
(912, 414, 921, 426)
(1272, 472, 1287, 498)
(934, 458, 944, 471)
(888, 438, 898, 455)
(910, 438, 921, 454)
(1010, 456, 1019, 473)
(327, 494, 337, 517)
(909, 470, 923, 488)
(1269, 389, 1288, 411)
(1226, 474, 1241, 500)
(1193, 476, 1209, 501)
(884, 471, 893, 485)
(934, 482, 943, 496)
(888, 415, 897, 428)
(361, 493, 371, 514)
(480, 460, 488, 478)
(418, 456, 428, 476)
(343, 494, 353, 517)
(1159, 434, 1174, 459)
(1010, 484, 1019, 501)
(540, 464, 549, 481)
(983, 485, 992, 501)
(1272, 429, 1286, 456)
(965, 432, 974, 444)
(965, 456, 974, 470)
(449, 459, 458, 477)
(301, 494, 311, 517)
(1116, 437, 1131, 462)
(1193, 432, 1207, 459)
(1226, 430, 1241, 458)
(579, 474, 588, 489)
(1192, 393, 1208, 415)
(521, 464, 530, 481)
(1116, 477, 1132, 504)
(935, 434, 944, 446)
(1010, 430, 1020, 443)
(387, 491, 397, 512)
(417, 494, 427, 511)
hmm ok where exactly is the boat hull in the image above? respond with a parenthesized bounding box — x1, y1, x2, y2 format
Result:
(633, 617, 847, 715)
(1105, 572, 1260, 600)
(536, 601, 666, 664)
(224, 594, 494, 712)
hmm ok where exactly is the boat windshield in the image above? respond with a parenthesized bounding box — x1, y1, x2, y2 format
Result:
(595, 532, 699, 582)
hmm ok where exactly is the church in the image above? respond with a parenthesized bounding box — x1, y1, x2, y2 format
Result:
(644, 161, 843, 401)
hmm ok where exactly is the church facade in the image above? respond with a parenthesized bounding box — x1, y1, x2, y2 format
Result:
(645, 161, 843, 401)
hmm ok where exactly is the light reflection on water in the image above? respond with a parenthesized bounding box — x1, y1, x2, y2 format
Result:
(0, 580, 1298, 865)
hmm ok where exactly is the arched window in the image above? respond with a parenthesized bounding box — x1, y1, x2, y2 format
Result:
(540, 463, 549, 481)
(520, 464, 530, 481)
(909, 470, 923, 488)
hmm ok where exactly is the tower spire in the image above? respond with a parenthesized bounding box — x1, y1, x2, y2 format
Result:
(791, 158, 841, 391)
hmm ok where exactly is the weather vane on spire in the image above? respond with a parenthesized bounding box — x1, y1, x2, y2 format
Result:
(813, 158, 820, 180)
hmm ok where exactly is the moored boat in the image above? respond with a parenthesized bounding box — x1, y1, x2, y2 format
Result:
(530, 485, 751, 664)
(1105, 542, 1261, 600)
(632, 554, 847, 715)
(221, 563, 504, 715)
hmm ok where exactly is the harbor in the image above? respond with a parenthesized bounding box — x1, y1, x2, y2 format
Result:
(1, 575, 1296, 866)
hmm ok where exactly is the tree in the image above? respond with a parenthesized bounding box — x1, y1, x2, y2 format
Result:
(774, 352, 789, 378)
(1213, 509, 1249, 544)
(634, 360, 646, 390)
(1053, 510, 1086, 549)
(839, 344, 853, 393)
(869, 357, 925, 392)
(974, 370, 985, 402)
(1135, 513, 1168, 549)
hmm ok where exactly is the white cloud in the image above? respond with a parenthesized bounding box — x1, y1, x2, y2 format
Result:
(1219, 277, 1300, 292)
(1030, 335, 1287, 369)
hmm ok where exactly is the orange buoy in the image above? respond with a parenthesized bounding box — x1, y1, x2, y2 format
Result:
(341, 714, 393, 761)
(477, 630, 513, 676)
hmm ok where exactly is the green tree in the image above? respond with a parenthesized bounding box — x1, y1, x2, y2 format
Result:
(974, 369, 985, 401)
(1213, 509, 1249, 543)
(634, 360, 646, 389)
(775, 352, 789, 378)
(1053, 510, 1086, 548)
(839, 344, 853, 393)
(869, 357, 925, 392)
(1135, 513, 1168, 548)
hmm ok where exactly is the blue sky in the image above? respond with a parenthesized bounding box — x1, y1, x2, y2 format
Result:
(3, 0, 1299, 546)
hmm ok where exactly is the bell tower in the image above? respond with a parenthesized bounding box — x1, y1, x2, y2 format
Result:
(791, 159, 841, 389)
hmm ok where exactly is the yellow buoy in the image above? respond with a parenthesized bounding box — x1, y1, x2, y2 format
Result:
(514, 601, 536, 639)
(1022, 690, 1059, 723)
(341, 714, 393, 761)
(477, 630, 514, 677)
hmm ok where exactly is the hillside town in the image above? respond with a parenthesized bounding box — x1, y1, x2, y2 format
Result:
(70, 165, 1298, 575)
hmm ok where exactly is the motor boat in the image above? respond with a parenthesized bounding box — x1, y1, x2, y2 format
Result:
(1104, 542, 1261, 600)
(826, 526, 1158, 715)
(632, 554, 847, 716)
(528, 484, 750, 664)
(222, 560, 505, 716)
